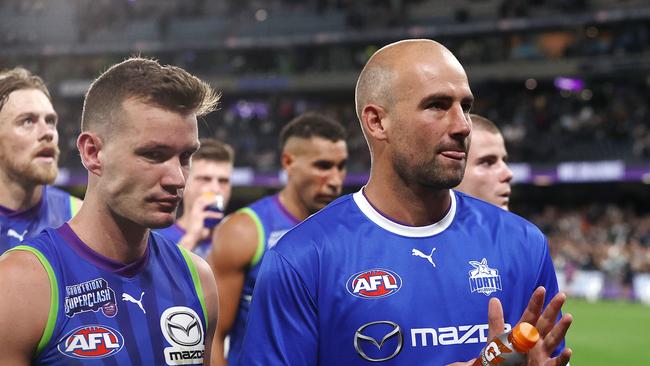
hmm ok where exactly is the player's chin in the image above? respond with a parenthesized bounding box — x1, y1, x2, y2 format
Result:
(145, 213, 176, 229)
(29, 164, 58, 184)
(494, 195, 510, 210)
(315, 196, 337, 208)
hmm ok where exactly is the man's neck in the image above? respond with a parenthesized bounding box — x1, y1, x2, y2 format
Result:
(68, 196, 149, 264)
(0, 172, 43, 212)
(278, 188, 309, 222)
(176, 213, 189, 231)
(363, 172, 451, 227)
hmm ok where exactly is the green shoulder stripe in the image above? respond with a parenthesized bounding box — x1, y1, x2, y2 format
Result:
(7, 245, 59, 356)
(239, 208, 265, 267)
(178, 247, 208, 330)
(69, 196, 83, 216)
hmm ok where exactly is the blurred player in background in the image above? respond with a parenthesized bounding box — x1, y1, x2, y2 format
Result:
(208, 112, 348, 365)
(238, 39, 572, 365)
(156, 138, 234, 258)
(0, 58, 219, 365)
(0, 67, 82, 253)
(455, 114, 513, 210)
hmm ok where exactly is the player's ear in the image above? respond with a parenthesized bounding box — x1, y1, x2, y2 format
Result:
(280, 151, 294, 171)
(362, 104, 389, 142)
(77, 131, 104, 176)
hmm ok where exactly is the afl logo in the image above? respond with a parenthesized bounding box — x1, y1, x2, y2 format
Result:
(57, 325, 124, 359)
(346, 268, 402, 299)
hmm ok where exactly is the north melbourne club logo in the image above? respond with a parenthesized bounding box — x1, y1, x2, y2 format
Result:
(468, 258, 502, 296)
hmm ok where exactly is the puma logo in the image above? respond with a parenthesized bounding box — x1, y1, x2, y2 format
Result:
(7, 229, 27, 241)
(412, 248, 436, 268)
(122, 291, 146, 314)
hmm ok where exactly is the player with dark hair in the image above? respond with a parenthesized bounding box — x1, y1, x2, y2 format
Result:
(0, 58, 220, 365)
(156, 138, 235, 258)
(456, 114, 513, 210)
(0, 67, 82, 253)
(238, 40, 572, 365)
(208, 112, 348, 365)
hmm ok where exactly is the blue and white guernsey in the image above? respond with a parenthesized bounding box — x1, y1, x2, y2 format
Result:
(239, 190, 565, 365)
(0, 186, 82, 254)
(9, 223, 208, 365)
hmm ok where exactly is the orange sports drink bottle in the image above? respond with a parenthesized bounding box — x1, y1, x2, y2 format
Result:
(472, 322, 540, 366)
(203, 192, 224, 229)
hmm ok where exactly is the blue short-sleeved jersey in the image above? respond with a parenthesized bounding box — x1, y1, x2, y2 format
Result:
(239, 190, 564, 365)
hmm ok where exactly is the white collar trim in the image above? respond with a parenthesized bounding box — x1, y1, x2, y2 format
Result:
(352, 188, 456, 238)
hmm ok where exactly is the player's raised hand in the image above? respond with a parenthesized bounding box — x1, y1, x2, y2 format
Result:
(519, 287, 573, 366)
(180, 193, 223, 250)
(447, 288, 572, 366)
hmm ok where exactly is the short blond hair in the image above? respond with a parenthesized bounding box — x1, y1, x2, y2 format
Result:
(81, 57, 220, 133)
(0, 67, 51, 112)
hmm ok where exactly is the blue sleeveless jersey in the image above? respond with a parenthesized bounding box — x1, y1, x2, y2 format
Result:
(154, 223, 212, 259)
(0, 186, 81, 254)
(10, 223, 208, 365)
(239, 190, 564, 365)
(227, 194, 300, 365)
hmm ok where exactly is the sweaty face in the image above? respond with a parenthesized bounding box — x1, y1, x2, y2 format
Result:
(182, 159, 233, 213)
(456, 129, 513, 210)
(285, 136, 348, 215)
(387, 53, 473, 190)
(0, 89, 59, 186)
(98, 99, 199, 228)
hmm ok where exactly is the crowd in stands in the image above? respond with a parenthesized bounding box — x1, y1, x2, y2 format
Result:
(527, 203, 650, 297)
(6, 21, 647, 79)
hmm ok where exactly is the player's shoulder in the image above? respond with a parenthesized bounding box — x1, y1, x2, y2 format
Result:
(2, 228, 62, 280)
(244, 193, 277, 212)
(230, 194, 279, 230)
(454, 191, 546, 240)
(219, 208, 262, 240)
(150, 229, 182, 250)
(19, 226, 62, 253)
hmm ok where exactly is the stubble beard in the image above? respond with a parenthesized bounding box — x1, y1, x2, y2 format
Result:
(0, 153, 58, 186)
(393, 153, 466, 190)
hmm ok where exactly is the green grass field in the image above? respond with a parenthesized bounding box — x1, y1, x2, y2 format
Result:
(563, 298, 650, 365)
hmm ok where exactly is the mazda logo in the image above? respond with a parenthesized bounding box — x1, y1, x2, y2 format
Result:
(160, 306, 204, 347)
(354, 320, 403, 362)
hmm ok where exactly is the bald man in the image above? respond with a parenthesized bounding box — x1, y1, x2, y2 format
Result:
(208, 112, 347, 365)
(456, 114, 513, 210)
(238, 39, 571, 365)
